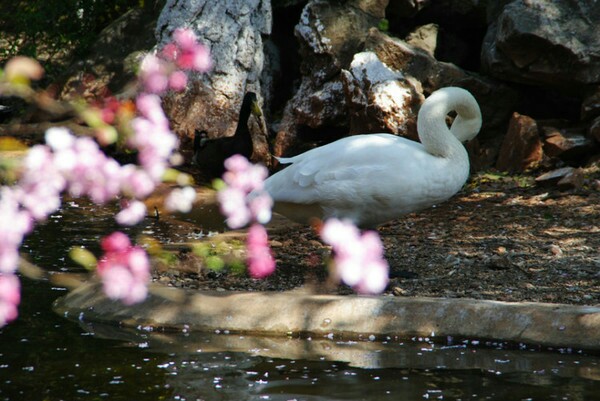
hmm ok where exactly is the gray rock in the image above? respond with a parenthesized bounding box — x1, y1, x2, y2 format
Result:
(482, 0, 600, 89)
(341, 51, 420, 138)
(156, 0, 273, 161)
(274, 0, 386, 156)
(405, 23, 439, 57)
(58, 6, 161, 101)
(541, 124, 598, 162)
(365, 28, 517, 135)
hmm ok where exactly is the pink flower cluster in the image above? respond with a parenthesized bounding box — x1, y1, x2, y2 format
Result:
(129, 93, 178, 183)
(0, 28, 213, 326)
(217, 155, 276, 278)
(321, 219, 389, 294)
(21, 127, 155, 225)
(97, 232, 150, 305)
(0, 188, 32, 273)
(0, 274, 20, 326)
(218, 155, 273, 229)
(140, 28, 211, 95)
(246, 224, 275, 278)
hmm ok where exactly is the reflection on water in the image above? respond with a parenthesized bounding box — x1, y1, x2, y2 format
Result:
(0, 200, 599, 400)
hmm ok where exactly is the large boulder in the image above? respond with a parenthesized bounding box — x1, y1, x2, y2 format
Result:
(273, 0, 388, 156)
(481, 0, 600, 90)
(365, 28, 517, 136)
(156, 0, 273, 165)
(273, 0, 517, 158)
(57, 5, 162, 102)
(341, 51, 421, 139)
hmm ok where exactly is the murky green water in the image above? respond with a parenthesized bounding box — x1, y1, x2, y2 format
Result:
(0, 200, 599, 400)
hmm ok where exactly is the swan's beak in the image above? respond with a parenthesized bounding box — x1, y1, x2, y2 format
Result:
(251, 100, 263, 118)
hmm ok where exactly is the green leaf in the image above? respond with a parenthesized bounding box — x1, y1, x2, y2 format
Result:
(205, 255, 225, 271)
(212, 178, 226, 191)
(69, 247, 98, 271)
(378, 19, 389, 32)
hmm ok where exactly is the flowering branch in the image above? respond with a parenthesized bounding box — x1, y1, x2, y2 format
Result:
(217, 155, 275, 278)
(0, 27, 211, 325)
(321, 219, 389, 294)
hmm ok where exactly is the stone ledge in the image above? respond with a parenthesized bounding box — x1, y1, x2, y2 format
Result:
(54, 281, 600, 351)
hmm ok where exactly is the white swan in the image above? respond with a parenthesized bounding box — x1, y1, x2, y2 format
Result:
(264, 87, 482, 228)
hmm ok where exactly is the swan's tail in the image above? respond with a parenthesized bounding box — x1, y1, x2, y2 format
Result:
(275, 156, 295, 165)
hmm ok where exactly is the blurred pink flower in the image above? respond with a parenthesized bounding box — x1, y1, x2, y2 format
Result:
(0, 274, 20, 327)
(165, 186, 196, 213)
(119, 165, 155, 199)
(0, 188, 32, 273)
(173, 28, 197, 51)
(218, 155, 272, 229)
(248, 192, 273, 225)
(161, 43, 178, 61)
(172, 28, 212, 72)
(139, 28, 211, 95)
(140, 54, 169, 94)
(115, 200, 147, 226)
(218, 187, 251, 229)
(168, 70, 188, 91)
(130, 94, 178, 181)
(97, 232, 150, 305)
(18, 143, 65, 220)
(246, 224, 275, 278)
(321, 219, 389, 294)
(101, 231, 131, 253)
(4, 56, 43, 82)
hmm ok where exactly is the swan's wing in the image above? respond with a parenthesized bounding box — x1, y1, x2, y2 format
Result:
(266, 134, 423, 205)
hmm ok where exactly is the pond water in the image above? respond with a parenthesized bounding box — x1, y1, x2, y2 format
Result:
(1, 200, 599, 400)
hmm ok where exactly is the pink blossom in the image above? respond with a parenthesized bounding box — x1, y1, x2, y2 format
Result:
(4, 56, 44, 82)
(139, 28, 211, 94)
(115, 200, 147, 226)
(192, 46, 212, 72)
(170, 28, 212, 72)
(173, 28, 198, 51)
(165, 186, 196, 213)
(0, 188, 32, 273)
(101, 231, 131, 253)
(248, 192, 273, 225)
(135, 93, 169, 128)
(218, 187, 252, 229)
(97, 232, 150, 305)
(119, 165, 156, 199)
(223, 155, 269, 192)
(246, 224, 275, 278)
(130, 94, 178, 181)
(99, 264, 148, 305)
(168, 70, 188, 91)
(18, 144, 65, 220)
(161, 43, 178, 61)
(140, 54, 169, 94)
(0, 274, 20, 327)
(321, 219, 389, 294)
(218, 155, 272, 229)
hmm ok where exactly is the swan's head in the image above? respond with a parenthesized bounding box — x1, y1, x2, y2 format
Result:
(447, 88, 482, 143)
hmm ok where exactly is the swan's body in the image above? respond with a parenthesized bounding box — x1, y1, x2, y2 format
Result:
(264, 87, 482, 228)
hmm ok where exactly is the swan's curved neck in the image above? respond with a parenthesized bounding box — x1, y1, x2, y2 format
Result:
(416, 87, 482, 158)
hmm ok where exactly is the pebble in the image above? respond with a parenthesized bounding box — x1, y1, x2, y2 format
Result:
(550, 244, 563, 256)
